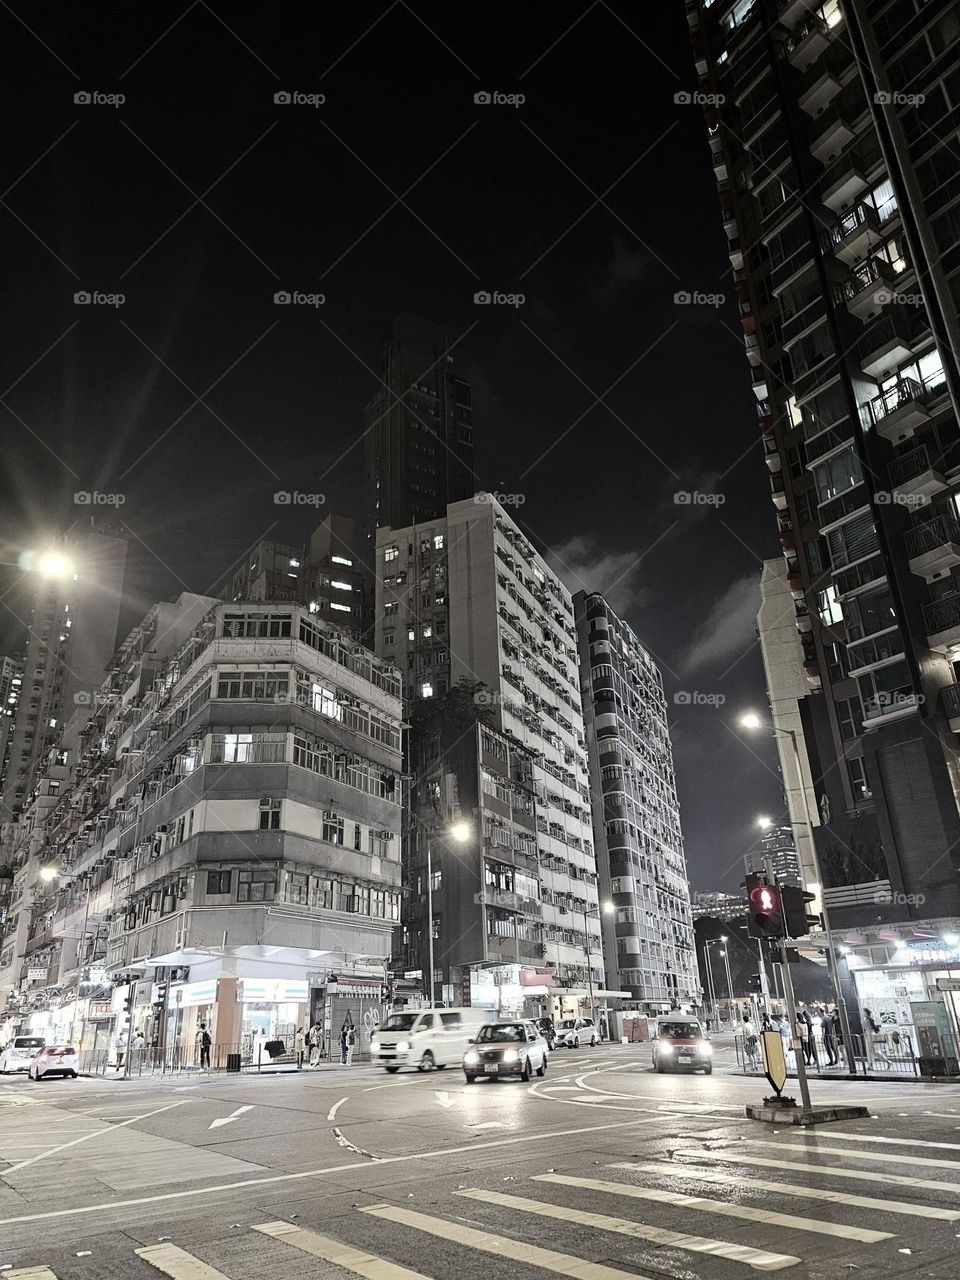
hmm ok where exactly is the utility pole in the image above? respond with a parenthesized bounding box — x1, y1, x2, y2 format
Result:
(765, 855, 811, 1114)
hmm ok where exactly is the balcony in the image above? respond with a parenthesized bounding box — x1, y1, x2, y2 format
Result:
(838, 257, 894, 321)
(825, 202, 882, 265)
(799, 67, 844, 116)
(857, 309, 921, 379)
(779, 0, 818, 30)
(787, 563, 804, 597)
(832, 552, 886, 598)
(821, 149, 869, 213)
(905, 515, 960, 582)
(864, 377, 932, 443)
(764, 435, 782, 472)
(745, 332, 762, 367)
(810, 102, 855, 164)
(888, 444, 947, 502)
(771, 472, 788, 510)
(818, 483, 869, 532)
(787, 13, 831, 69)
(941, 683, 960, 733)
(782, 297, 827, 349)
(923, 594, 960, 652)
(805, 421, 854, 465)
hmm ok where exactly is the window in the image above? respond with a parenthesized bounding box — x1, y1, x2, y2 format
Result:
(312, 684, 342, 720)
(421, 680, 434, 698)
(837, 696, 862, 741)
(384, 544, 399, 562)
(817, 585, 843, 626)
(221, 733, 252, 762)
(847, 756, 872, 802)
(206, 870, 232, 894)
(439, 1011, 461, 1028)
(323, 812, 345, 845)
(331, 602, 351, 613)
(354, 823, 363, 851)
(217, 671, 289, 700)
(259, 800, 281, 830)
(331, 580, 353, 592)
(813, 447, 862, 504)
(331, 554, 353, 566)
(237, 870, 276, 902)
(433, 534, 445, 550)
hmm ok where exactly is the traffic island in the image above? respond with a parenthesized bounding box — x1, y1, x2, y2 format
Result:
(746, 1097, 869, 1125)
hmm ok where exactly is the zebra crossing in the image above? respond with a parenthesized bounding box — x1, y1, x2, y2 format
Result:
(6, 1131, 960, 1278)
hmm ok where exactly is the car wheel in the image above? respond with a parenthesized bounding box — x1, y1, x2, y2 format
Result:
(536, 1057, 546, 1077)
(384, 1065, 400, 1073)
(590, 1036, 598, 1047)
(465, 1073, 476, 1084)
(655, 1061, 664, 1073)
(418, 1051, 435, 1072)
(71, 1071, 79, 1079)
(521, 1058, 532, 1081)
(574, 1036, 580, 1048)
(702, 1063, 713, 1075)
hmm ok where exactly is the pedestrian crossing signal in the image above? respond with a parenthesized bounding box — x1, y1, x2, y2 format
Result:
(745, 873, 785, 939)
(780, 884, 821, 938)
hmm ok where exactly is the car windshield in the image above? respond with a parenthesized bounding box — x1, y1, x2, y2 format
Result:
(383, 1014, 420, 1031)
(14, 1038, 44, 1049)
(476, 1024, 527, 1043)
(660, 1024, 702, 1040)
(557, 1020, 577, 1030)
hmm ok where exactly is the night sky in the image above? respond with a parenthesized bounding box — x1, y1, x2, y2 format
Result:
(0, 1, 786, 891)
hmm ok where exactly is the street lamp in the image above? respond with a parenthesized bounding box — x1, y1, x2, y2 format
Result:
(425, 821, 472, 1008)
(8, 549, 77, 579)
(582, 901, 614, 1024)
(756, 815, 774, 831)
(738, 710, 856, 1075)
(38, 866, 59, 883)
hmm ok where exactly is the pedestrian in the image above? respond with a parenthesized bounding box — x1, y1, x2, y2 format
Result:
(197, 1022, 212, 1070)
(131, 1030, 146, 1068)
(777, 1013, 792, 1062)
(345, 1023, 356, 1066)
(295, 1027, 306, 1070)
(114, 1032, 127, 1071)
(310, 1023, 323, 1065)
(339, 1021, 350, 1065)
(799, 1005, 818, 1067)
(821, 1005, 839, 1066)
(742, 1013, 760, 1070)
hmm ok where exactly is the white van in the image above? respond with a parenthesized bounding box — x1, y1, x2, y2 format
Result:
(372, 1007, 497, 1071)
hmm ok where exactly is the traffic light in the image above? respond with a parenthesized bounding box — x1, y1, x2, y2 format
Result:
(123, 986, 136, 1018)
(748, 972, 762, 992)
(745, 873, 785, 939)
(780, 885, 821, 938)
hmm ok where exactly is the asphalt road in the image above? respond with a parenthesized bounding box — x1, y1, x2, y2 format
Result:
(3, 1038, 960, 1279)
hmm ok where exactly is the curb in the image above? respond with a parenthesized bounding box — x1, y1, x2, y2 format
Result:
(746, 1103, 870, 1125)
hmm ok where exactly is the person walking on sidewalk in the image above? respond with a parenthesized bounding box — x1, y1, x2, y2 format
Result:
(308, 1023, 322, 1066)
(821, 1005, 840, 1067)
(197, 1023, 212, 1071)
(345, 1023, 356, 1066)
(742, 1014, 760, 1070)
(339, 1020, 350, 1065)
(798, 1005, 818, 1067)
(114, 1032, 127, 1072)
(295, 1027, 306, 1070)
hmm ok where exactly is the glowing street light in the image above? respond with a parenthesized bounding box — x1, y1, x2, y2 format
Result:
(38, 866, 59, 882)
(449, 821, 471, 844)
(756, 814, 774, 830)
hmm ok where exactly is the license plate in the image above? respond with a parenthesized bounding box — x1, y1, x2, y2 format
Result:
(678, 1054, 692, 1063)
(484, 1064, 499, 1074)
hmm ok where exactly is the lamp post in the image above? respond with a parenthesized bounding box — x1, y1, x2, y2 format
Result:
(425, 820, 470, 1008)
(582, 901, 614, 1023)
(740, 712, 857, 1074)
(720, 938, 735, 1016)
(703, 939, 727, 1028)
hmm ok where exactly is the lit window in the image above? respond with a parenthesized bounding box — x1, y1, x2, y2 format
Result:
(421, 681, 434, 699)
(312, 684, 342, 720)
(422, 625, 432, 638)
(331, 580, 353, 591)
(289, 558, 300, 568)
(408, 628, 415, 641)
(384, 545, 399, 562)
(330, 602, 351, 613)
(332, 555, 353, 566)
(433, 534, 444, 550)
(308, 601, 320, 613)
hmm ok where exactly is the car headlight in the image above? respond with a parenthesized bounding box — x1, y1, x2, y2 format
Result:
(701, 1042, 712, 1054)
(464, 1051, 479, 1066)
(370, 1037, 379, 1049)
(396, 1040, 410, 1052)
(659, 1041, 674, 1054)
(502, 1048, 520, 1064)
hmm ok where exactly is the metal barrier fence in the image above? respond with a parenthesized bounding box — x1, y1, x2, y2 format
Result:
(79, 1039, 369, 1077)
(733, 1030, 925, 1077)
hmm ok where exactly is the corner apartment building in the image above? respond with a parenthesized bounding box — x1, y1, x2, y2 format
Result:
(687, 0, 960, 923)
(1, 597, 403, 1063)
(375, 496, 607, 1012)
(0, 656, 22, 803)
(574, 592, 699, 1012)
(0, 522, 127, 828)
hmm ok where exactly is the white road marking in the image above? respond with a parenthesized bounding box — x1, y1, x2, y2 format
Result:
(1, 1100, 189, 1177)
(136, 1242, 232, 1278)
(208, 1105, 254, 1131)
(678, 1148, 960, 1196)
(254, 1220, 428, 1279)
(4, 1268, 58, 1279)
(364, 1082, 411, 1092)
(434, 1092, 453, 1109)
(327, 1097, 349, 1122)
(755, 1140, 960, 1172)
(533, 1174, 894, 1243)
(470, 1121, 508, 1129)
(0, 1114, 665, 1227)
(611, 1161, 960, 1220)
(362, 1203, 675, 1279)
(787, 1132, 960, 1153)
(457, 1187, 799, 1272)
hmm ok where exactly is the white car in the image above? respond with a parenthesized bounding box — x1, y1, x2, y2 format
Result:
(0, 1036, 46, 1074)
(555, 1018, 599, 1048)
(28, 1045, 79, 1080)
(463, 1021, 549, 1082)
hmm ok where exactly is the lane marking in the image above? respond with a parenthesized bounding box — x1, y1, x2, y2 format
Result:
(434, 1092, 453, 1109)
(678, 1148, 960, 1196)
(361, 1203, 671, 1279)
(254, 1220, 428, 1279)
(610, 1161, 960, 1221)
(1, 1100, 189, 1177)
(457, 1187, 799, 1272)
(208, 1105, 254, 1131)
(787, 1132, 960, 1153)
(136, 1242, 232, 1278)
(532, 1174, 894, 1243)
(753, 1140, 960, 1172)
(5, 1269, 59, 1279)
(327, 1097, 349, 1122)
(0, 1114, 665, 1227)
(364, 1082, 411, 1092)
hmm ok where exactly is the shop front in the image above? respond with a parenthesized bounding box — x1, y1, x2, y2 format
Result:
(850, 938, 960, 1074)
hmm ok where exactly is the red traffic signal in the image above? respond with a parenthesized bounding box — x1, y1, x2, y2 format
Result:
(745, 874, 785, 939)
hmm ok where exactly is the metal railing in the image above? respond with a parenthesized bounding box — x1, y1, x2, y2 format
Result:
(905, 514, 960, 560)
(889, 443, 938, 488)
(80, 1037, 373, 1077)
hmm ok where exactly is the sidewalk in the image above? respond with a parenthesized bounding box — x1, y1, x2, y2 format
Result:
(84, 1059, 381, 1082)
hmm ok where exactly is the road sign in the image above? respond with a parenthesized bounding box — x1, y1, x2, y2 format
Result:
(936, 977, 960, 992)
(761, 1029, 787, 1095)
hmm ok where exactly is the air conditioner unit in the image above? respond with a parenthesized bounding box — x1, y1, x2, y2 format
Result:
(156, 824, 169, 834)
(258, 797, 273, 808)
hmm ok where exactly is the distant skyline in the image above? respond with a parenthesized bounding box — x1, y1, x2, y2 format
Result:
(0, 1, 787, 889)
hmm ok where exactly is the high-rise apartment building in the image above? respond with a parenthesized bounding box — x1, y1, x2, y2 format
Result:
(0, 522, 128, 829)
(687, 0, 960, 929)
(375, 497, 606, 1012)
(362, 315, 476, 639)
(574, 593, 699, 1012)
(0, 656, 22, 805)
(748, 823, 804, 885)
